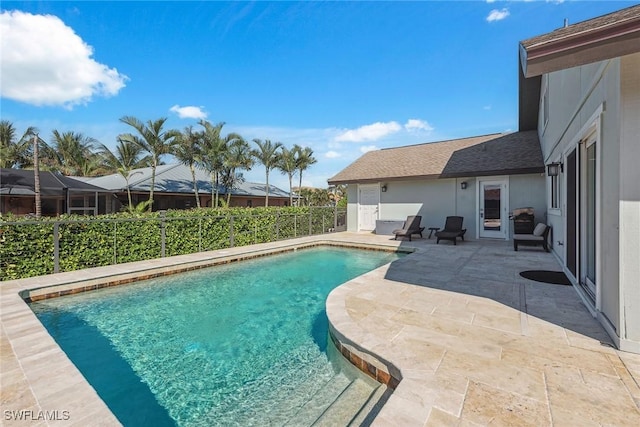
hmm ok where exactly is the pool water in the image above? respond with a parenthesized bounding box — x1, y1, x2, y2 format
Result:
(31, 247, 401, 426)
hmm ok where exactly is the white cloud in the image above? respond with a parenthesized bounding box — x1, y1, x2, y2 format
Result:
(486, 0, 497, 3)
(404, 119, 434, 133)
(360, 145, 378, 153)
(483, 105, 492, 110)
(0, 10, 127, 107)
(170, 105, 208, 120)
(325, 151, 341, 159)
(335, 121, 402, 142)
(486, 8, 510, 22)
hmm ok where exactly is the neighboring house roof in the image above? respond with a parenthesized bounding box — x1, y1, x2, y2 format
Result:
(520, 4, 640, 78)
(327, 131, 543, 185)
(78, 163, 290, 198)
(0, 168, 108, 196)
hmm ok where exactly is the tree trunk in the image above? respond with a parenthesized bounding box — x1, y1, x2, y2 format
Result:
(288, 174, 293, 206)
(33, 134, 41, 218)
(298, 173, 303, 206)
(149, 161, 156, 212)
(190, 164, 201, 208)
(214, 171, 219, 208)
(211, 172, 217, 208)
(125, 177, 133, 212)
(265, 170, 270, 207)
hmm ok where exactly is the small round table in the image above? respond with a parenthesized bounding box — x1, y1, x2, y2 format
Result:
(427, 227, 440, 238)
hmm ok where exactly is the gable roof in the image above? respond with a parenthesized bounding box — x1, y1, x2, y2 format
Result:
(77, 163, 291, 198)
(327, 131, 543, 185)
(0, 168, 108, 196)
(520, 4, 640, 78)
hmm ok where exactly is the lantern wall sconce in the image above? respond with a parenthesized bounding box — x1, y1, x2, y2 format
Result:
(547, 162, 563, 176)
(381, 184, 387, 192)
(460, 181, 467, 190)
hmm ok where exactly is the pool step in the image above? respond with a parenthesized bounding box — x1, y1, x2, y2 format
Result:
(311, 378, 380, 427)
(349, 383, 389, 426)
(284, 372, 353, 426)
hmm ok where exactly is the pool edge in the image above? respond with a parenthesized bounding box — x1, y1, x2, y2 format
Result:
(1, 233, 415, 426)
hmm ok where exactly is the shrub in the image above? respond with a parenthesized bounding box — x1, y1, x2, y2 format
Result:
(0, 206, 340, 281)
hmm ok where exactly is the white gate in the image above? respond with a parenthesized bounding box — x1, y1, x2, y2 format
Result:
(358, 184, 379, 231)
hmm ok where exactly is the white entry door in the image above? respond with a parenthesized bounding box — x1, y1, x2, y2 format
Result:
(358, 184, 379, 231)
(479, 180, 508, 239)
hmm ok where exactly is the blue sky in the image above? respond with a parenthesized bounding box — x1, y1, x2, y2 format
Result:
(1, 1, 636, 190)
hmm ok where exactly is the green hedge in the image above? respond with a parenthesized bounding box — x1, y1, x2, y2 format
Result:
(0, 207, 339, 281)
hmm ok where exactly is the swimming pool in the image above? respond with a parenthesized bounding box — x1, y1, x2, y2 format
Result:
(30, 246, 401, 426)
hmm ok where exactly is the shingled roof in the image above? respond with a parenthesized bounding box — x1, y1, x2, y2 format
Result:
(520, 4, 640, 77)
(0, 168, 108, 196)
(327, 131, 543, 185)
(78, 163, 291, 198)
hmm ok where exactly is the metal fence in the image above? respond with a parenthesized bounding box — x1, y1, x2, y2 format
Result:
(0, 207, 347, 281)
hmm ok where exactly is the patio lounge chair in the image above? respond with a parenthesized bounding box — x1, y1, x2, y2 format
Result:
(514, 223, 550, 252)
(435, 216, 466, 245)
(393, 215, 424, 241)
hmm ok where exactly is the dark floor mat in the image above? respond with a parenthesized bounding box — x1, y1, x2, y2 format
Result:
(519, 270, 571, 285)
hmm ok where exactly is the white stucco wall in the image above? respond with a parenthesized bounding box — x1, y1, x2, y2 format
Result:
(346, 185, 358, 232)
(344, 175, 544, 241)
(539, 52, 640, 352)
(379, 178, 480, 237)
(619, 53, 640, 350)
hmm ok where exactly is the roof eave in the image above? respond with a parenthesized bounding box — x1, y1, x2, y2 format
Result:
(520, 19, 640, 78)
(327, 168, 543, 185)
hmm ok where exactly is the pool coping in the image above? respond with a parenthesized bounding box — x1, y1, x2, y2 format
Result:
(1, 233, 409, 426)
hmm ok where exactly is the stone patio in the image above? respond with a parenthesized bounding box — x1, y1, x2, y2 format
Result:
(1, 232, 639, 426)
(326, 233, 640, 426)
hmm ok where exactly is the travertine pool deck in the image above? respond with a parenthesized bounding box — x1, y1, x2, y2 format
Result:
(2, 232, 639, 426)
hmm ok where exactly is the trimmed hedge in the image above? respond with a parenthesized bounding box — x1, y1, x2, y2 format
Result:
(0, 206, 339, 281)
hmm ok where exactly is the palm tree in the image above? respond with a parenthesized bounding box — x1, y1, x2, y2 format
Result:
(276, 146, 297, 206)
(44, 130, 100, 176)
(299, 187, 330, 207)
(198, 120, 244, 207)
(174, 126, 203, 208)
(0, 121, 37, 168)
(252, 139, 283, 207)
(221, 138, 253, 205)
(100, 139, 152, 211)
(119, 116, 179, 211)
(294, 145, 317, 206)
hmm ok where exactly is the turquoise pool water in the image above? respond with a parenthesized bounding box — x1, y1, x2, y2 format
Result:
(30, 247, 401, 426)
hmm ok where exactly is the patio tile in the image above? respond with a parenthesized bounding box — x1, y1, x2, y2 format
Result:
(390, 308, 462, 336)
(438, 350, 547, 401)
(425, 407, 461, 426)
(546, 369, 640, 425)
(501, 339, 617, 376)
(459, 380, 550, 427)
(472, 311, 524, 335)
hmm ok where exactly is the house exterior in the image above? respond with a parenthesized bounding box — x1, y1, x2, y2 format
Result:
(79, 163, 292, 211)
(519, 5, 640, 353)
(327, 131, 546, 241)
(329, 5, 640, 353)
(0, 168, 112, 216)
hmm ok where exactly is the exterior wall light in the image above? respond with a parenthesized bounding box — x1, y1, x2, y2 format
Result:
(381, 184, 387, 192)
(547, 162, 563, 176)
(460, 181, 467, 190)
